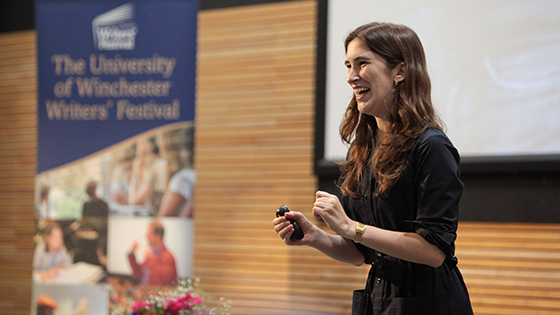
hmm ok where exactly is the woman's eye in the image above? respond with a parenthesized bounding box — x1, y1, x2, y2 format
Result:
(360, 62, 367, 68)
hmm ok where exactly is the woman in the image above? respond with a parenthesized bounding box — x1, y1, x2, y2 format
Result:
(273, 22, 473, 314)
(128, 137, 168, 213)
(33, 222, 72, 280)
(157, 147, 196, 217)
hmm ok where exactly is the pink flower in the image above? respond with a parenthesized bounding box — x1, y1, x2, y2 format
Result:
(163, 293, 204, 314)
(166, 300, 184, 315)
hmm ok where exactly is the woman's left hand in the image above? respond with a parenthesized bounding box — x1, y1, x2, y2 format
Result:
(313, 191, 355, 239)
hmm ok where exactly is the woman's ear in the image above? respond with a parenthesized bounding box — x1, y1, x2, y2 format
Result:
(394, 61, 406, 84)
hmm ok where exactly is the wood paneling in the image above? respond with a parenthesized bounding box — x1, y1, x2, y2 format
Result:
(194, 2, 327, 313)
(0, 30, 36, 315)
(1, 2, 560, 315)
(458, 223, 560, 315)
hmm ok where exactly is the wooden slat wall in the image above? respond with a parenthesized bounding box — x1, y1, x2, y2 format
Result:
(194, 2, 353, 313)
(1, 1, 560, 315)
(0, 30, 36, 314)
(458, 223, 560, 315)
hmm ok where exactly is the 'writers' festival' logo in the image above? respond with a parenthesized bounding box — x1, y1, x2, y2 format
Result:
(92, 3, 137, 51)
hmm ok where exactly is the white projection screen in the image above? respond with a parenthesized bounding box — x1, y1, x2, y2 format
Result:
(321, 0, 560, 164)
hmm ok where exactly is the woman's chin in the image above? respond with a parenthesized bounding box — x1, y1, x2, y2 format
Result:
(357, 103, 374, 116)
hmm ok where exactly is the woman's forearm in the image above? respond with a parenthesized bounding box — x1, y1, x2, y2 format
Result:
(347, 224, 445, 268)
(309, 228, 365, 266)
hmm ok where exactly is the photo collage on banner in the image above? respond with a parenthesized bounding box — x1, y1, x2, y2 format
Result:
(34, 1, 198, 314)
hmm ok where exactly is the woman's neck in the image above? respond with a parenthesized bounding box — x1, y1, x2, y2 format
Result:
(375, 116, 389, 133)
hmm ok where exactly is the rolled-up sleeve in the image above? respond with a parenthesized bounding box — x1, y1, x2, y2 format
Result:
(409, 132, 464, 259)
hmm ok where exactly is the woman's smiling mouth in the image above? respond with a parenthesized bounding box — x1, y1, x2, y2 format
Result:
(354, 87, 370, 100)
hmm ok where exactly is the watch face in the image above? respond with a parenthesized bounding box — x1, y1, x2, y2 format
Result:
(354, 223, 366, 243)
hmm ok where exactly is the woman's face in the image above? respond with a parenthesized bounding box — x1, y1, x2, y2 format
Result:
(136, 139, 152, 158)
(45, 227, 63, 251)
(345, 38, 400, 119)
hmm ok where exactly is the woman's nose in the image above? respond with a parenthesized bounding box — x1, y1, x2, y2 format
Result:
(347, 67, 359, 84)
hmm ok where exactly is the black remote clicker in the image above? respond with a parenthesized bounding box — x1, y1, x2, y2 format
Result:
(276, 205, 304, 241)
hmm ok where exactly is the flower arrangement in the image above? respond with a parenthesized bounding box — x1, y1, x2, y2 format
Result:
(131, 291, 204, 315)
(110, 278, 232, 315)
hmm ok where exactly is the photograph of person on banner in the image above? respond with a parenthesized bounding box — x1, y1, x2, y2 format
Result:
(157, 145, 196, 218)
(33, 221, 72, 281)
(127, 219, 177, 286)
(33, 219, 106, 285)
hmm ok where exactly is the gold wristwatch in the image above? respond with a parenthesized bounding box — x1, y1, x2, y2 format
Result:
(354, 222, 367, 243)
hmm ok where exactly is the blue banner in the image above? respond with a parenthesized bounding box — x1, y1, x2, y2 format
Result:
(34, 2, 198, 314)
(36, 0, 197, 173)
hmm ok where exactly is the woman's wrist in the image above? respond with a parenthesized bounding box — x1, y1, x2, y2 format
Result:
(342, 220, 359, 240)
(307, 225, 331, 248)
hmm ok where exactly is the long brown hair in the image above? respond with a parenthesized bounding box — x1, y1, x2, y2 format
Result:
(338, 22, 443, 198)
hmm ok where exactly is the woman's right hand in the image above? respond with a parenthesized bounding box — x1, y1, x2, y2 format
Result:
(273, 210, 365, 266)
(272, 211, 316, 246)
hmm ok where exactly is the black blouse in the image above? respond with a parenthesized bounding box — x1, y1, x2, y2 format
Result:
(342, 128, 473, 315)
